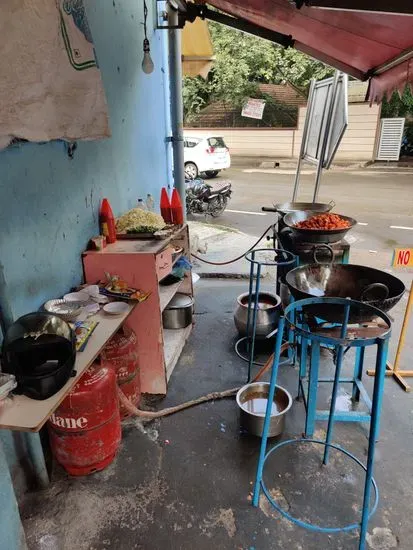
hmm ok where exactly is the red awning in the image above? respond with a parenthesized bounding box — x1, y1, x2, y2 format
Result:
(207, 0, 413, 102)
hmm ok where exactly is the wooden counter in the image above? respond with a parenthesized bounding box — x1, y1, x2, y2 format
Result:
(0, 304, 135, 432)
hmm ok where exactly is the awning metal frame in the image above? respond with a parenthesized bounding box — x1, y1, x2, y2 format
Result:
(368, 47, 413, 77)
(156, 0, 188, 29)
(189, 5, 295, 49)
(156, 1, 294, 50)
(295, 1, 413, 15)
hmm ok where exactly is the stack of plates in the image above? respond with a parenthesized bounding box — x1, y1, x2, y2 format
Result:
(44, 299, 82, 322)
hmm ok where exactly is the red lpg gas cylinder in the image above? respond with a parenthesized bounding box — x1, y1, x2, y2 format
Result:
(48, 363, 121, 476)
(101, 325, 141, 418)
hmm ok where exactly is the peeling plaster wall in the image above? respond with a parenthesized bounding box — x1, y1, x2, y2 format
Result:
(0, 0, 172, 521)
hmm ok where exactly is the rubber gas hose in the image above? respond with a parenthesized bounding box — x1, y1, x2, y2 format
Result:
(191, 224, 277, 265)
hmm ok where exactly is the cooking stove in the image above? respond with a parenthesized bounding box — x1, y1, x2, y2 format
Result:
(285, 236, 350, 265)
(276, 231, 350, 294)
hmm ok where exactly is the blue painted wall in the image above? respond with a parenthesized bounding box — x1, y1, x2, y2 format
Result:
(0, 444, 27, 549)
(0, 0, 172, 536)
(0, 0, 171, 320)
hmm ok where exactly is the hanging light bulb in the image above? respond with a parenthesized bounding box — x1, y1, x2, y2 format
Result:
(142, 38, 154, 74)
(142, 0, 154, 74)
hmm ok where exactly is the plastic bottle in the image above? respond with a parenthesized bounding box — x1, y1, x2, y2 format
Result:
(160, 187, 172, 224)
(171, 188, 184, 225)
(146, 193, 155, 212)
(137, 198, 147, 210)
(99, 198, 117, 244)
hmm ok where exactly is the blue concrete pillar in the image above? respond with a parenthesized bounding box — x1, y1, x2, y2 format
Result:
(0, 442, 27, 550)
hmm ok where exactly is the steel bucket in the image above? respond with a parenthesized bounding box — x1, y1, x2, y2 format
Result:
(236, 382, 292, 437)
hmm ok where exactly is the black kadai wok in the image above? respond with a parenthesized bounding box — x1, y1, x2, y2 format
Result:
(286, 263, 405, 323)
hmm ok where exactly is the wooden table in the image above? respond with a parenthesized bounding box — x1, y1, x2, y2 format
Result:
(0, 305, 135, 432)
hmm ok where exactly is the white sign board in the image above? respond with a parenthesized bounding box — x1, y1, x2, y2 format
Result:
(242, 98, 266, 120)
(302, 73, 348, 168)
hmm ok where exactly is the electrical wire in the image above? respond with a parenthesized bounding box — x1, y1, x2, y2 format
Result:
(191, 224, 277, 266)
(143, 0, 148, 40)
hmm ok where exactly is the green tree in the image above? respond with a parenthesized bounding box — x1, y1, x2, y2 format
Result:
(381, 86, 413, 118)
(183, 22, 334, 122)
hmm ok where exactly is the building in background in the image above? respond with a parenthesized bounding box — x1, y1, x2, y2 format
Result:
(185, 80, 383, 163)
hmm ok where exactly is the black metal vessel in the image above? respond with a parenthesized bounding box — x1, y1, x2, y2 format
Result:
(282, 211, 357, 244)
(286, 263, 405, 322)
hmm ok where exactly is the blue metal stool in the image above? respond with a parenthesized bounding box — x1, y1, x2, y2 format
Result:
(296, 303, 389, 437)
(253, 297, 391, 550)
(240, 248, 296, 382)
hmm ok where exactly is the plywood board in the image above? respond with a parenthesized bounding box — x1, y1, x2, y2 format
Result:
(0, 305, 135, 432)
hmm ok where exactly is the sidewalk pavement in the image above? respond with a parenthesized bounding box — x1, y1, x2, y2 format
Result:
(188, 221, 270, 279)
(231, 156, 413, 172)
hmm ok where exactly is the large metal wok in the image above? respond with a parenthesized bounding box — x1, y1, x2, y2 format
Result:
(283, 211, 357, 243)
(286, 263, 405, 323)
(262, 201, 334, 216)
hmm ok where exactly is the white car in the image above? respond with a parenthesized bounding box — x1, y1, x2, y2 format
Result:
(184, 134, 231, 179)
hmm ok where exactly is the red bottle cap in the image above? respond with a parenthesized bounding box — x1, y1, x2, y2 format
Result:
(160, 187, 172, 224)
(171, 189, 184, 225)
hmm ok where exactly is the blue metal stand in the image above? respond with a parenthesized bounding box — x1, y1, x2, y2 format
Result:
(297, 324, 389, 439)
(253, 297, 392, 550)
(242, 248, 296, 382)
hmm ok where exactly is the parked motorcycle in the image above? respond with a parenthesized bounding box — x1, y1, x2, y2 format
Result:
(185, 177, 232, 218)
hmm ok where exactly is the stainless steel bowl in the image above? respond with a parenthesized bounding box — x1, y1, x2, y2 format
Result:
(162, 293, 194, 329)
(234, 292, 281, 339)
(236, 382, 292, 437)
(44, 299, 82, 322)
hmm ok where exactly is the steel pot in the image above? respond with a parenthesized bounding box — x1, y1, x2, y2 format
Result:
(262, 201, 334, 216)
(162, 293, 193, 329)
(234, 292, 281, 339)
(274, 201, 335, 216)
(236, 382, 292, 437)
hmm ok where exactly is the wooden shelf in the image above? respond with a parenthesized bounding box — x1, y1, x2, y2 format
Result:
(159, 279, 184, 311)
(0, 304, 136, 432)
(164, 325, 192, 381)
(83, 224, 193, 396)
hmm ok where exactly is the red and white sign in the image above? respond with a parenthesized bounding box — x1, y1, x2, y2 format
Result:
(392, 248, 413, 268)
(242, 98, 266, 120)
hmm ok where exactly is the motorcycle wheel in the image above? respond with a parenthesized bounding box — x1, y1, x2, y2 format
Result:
(204, 170, 219, 178)
(210, 195, 228, 217)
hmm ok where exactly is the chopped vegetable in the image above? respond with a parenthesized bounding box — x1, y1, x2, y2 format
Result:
(116, 208, 165, 234)
(295, 213, 350, 230)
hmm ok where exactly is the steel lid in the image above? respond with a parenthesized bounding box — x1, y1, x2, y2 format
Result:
(166, 293, 193, 309)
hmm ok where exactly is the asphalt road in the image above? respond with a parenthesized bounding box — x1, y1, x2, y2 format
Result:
(203, 167, 413, 251)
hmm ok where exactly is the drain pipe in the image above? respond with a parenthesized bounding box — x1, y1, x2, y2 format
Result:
(0, 264, 49, 489)
(168, 6, 186, 221)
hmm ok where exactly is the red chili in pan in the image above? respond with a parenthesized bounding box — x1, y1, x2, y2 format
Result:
(295, 213, 351, 230)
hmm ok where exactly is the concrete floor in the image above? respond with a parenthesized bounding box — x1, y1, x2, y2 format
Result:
(22, 280, 413, 550)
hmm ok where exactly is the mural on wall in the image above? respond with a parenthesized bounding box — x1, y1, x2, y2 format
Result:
(0, 0, 110, 150)
(63, 0, 94, 43)
(61, 0, 96, 69)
